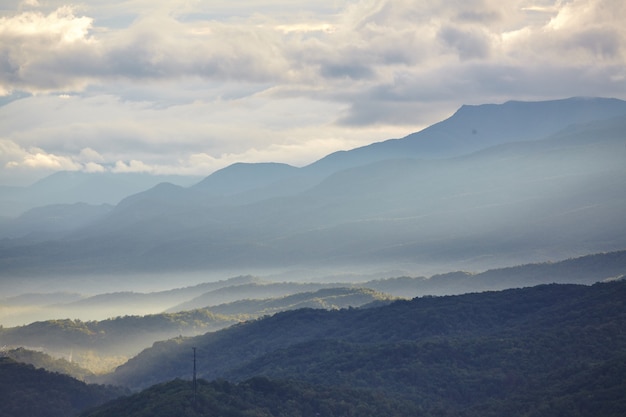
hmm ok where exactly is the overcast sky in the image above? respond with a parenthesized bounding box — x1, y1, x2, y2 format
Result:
(1, 0, 625, 185)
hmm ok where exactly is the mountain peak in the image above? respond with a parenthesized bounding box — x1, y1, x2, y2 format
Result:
(306, 96, 626, 174)
(193, 162, 298, 194)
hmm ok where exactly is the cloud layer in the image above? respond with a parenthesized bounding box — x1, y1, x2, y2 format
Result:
(1, 0, 625, 184)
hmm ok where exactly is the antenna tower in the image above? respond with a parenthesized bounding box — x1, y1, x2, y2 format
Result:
(192, 347, 197, 405)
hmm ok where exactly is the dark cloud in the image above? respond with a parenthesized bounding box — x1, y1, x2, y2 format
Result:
(438, 25, 491, 60)
(567, 28, 622, 58)
(456, 9, 501, 23)
(319, 63, 374, 80)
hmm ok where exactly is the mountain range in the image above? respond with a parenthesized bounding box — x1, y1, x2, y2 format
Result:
(2, 97, 626, 280)
(3, 248, 624, 326)
(2, 248, 624, 378)
(0, 172, 201, 219)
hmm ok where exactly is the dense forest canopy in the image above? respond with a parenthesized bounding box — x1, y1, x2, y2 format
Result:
(2, 279, 626, 417)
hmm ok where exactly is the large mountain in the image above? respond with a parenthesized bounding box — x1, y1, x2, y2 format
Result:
(1, 97, 625, 277)
(306, 96, 626, 173)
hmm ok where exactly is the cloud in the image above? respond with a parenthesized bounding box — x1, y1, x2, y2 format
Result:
(0, 0, 626, 185)
(0, 88, 390, 180)
(0, 6, 97, 93)
(112, 159, 153, 173)
(77, 147, 105, 163)
(2, 1, 624, 95)
(3, 142, 81, 171)
(83, 161, 106, 173)
(438, 25, 493, 60)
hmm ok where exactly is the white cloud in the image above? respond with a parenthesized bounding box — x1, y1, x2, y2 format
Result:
(0, 6, 97, 93)
(6, 146, 81, 171)
(2, 1, 624, 94)
(112, 159, 153, 173)
(78, 147, 105, 163)
(0, 0, 625, 185)
(0, 89, 401, 180)
(83, 161, 106, 173)
(19, 0, 40, 8)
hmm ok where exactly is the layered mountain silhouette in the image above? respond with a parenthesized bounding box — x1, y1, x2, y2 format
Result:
(1, 97, 625, 276)
(104, 280, 626, 400)
(0, 172, 200, 219)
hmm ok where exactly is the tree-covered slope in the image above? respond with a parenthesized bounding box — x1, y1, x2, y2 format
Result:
(105, 280, 626, 415)
(84, 359, 626, 417)
(80, 280, 626, 416)
(0, 309, 237, 357)
(2, 347, 95, 381)
(0, 287, 393, 373)
(80, 377, 418, 417)
(0, 357, 126, 417)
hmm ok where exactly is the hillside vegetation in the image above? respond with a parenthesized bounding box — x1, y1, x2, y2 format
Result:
(2, 347, 95, 381)
(3, 280, 625, 416)
(80, 378, 418, 417)
(0, 357, 126, 417)
(84, 281, 626, 417)
(3, 250, 625, 374)
(0, 287, 393, 373)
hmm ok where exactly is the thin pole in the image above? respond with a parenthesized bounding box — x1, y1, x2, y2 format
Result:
(192, 347, 197, 405)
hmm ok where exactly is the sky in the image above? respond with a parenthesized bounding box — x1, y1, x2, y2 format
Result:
(1, 0, 625, 186)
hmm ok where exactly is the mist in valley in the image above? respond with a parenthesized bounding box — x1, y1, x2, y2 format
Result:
(1, 97, 626, 398)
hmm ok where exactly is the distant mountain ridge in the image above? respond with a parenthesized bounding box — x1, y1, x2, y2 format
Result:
(1, 97, 626, 276)
(305, 96, 626, 173)
(3, 248, 624, 325)
(0, 171, 201, 218)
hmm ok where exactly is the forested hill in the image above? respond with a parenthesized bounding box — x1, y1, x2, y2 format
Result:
(7, 280, 624, 417)
(90, 280, 626, 416)
(0, 357, 126, 417)
(106, 280, 626, 395)
(80, 378, 420, 417)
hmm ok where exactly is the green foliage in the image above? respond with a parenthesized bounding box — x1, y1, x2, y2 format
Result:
(81, 377, 418, 417)
(0, 287, 393, 374)
(4, 347, 94, 380)
(0, 357, 126, 417)
(208, 287, 395, 317)
(5, 280, 626, 416)
(0, 308, 238, 359)
(107, 281, 626, 416)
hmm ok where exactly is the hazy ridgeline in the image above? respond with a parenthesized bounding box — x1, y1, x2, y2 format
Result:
(1, 97, 626, 417)
(1, 97, 625, 281)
